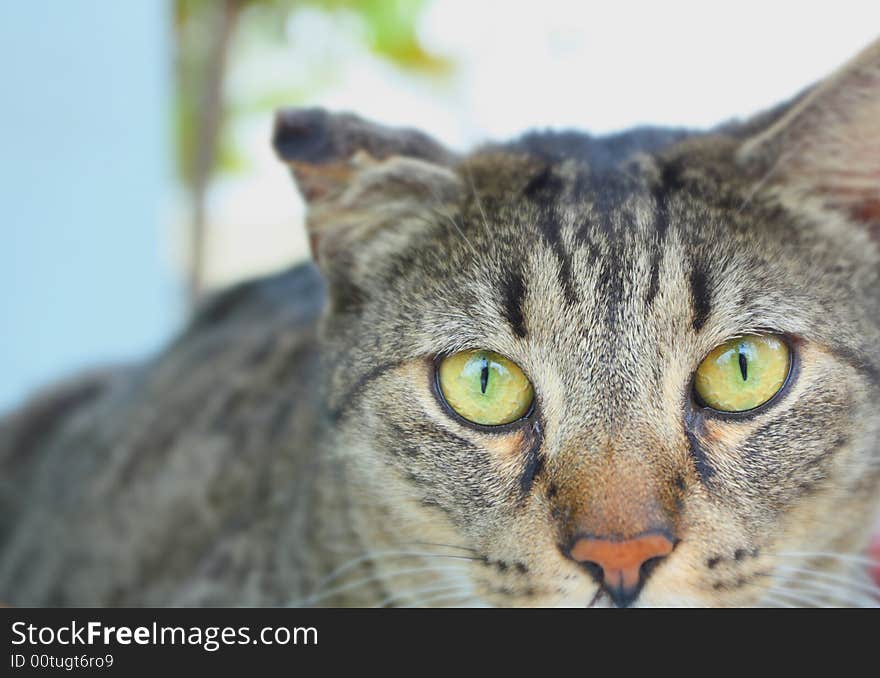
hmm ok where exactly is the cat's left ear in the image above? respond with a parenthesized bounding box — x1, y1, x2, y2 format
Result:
(272, 108, 460, 266)
(737, 39, 880, 240)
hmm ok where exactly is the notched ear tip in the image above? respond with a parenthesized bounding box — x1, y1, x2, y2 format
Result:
(273, 106, 456, 167)
(272, 107, 337, 165)
(272, 107, 458, 209)
(272, 108, 362, 204)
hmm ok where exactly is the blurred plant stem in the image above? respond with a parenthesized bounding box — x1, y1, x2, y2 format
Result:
(184, 0, 242, 304)
(175, 0, 449, 306)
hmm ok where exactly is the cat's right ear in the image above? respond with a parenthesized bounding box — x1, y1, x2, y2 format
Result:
(272, 108, 460, 267)
(735, 39, 880, 243)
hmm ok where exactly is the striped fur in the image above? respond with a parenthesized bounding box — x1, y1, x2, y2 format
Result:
(1, 41, 878, 607)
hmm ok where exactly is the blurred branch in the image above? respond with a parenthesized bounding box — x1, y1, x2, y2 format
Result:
(180, 0, 243, 304)
(175, 0, 450, 305)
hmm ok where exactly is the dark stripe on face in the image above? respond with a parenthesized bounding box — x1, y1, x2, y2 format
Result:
(596, 248, 626, 330)
(646, 191, 670, 307)
(522, 164, 579, 305)
(740, 392, 852, 501)
(522, 164, 566, 201)
(519, 420, 545, 498)
(500, 266, 529, 338)
(684, 413, 716, 484)
(589, 171, 640, 236)
(828, 342, 880, 390)
(645, 245, 664, 308)
(537, 210, 579, 305)
(686, 429, 716, 483)
(689, 262, 712, 332)
(330, 359, 403, 421)
(647, 160, 685, 307)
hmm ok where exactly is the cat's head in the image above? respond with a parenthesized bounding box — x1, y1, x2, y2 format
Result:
(274, 40, 880, 607)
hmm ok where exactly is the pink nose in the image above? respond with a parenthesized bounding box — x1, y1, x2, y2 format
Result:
(570, 533, 675, 595)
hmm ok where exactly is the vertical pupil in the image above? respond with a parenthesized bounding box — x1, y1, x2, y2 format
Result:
(738, 346, 748, 382)
(480, 357, 490, 394)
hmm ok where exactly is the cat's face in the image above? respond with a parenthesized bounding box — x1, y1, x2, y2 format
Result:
(275, 41, 880, 607)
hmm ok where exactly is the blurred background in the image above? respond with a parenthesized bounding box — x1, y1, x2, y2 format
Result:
(1, 0, 878, 413)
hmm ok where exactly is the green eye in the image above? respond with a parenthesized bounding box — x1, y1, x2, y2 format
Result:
(694, 334, 791, 413)
(437, 350, 534, 426)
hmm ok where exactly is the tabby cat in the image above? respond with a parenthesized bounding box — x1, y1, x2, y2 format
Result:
(1, 40, 878, 608)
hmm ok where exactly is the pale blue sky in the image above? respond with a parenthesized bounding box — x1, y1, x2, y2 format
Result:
(0, 1, 179, 412)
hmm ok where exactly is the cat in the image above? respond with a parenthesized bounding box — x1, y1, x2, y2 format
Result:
(0, 39, 878, 608)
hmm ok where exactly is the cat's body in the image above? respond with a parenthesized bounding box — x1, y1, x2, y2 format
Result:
(1, 41, 879, 607)
(0, 265, 330, 605)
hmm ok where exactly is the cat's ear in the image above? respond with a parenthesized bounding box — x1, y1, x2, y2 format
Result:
(272, 108, 460, 265)
(736, 39, 880, 240)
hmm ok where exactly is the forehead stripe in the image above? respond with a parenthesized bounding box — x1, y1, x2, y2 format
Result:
(500, 266, 529, 338)
(645, 179, 673, 307)
(689, 262, 712, 332)
(330, 359, 403, 421)
(538, 210, 579, 306)
(522, 164, 579, 305)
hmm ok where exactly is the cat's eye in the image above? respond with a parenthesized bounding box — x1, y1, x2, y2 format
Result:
(437, 350, 534, 426)
(693, 334, 791, 413)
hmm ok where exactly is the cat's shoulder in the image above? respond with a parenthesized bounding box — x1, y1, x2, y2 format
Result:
(0, 261, 327, 467)
(0, 262, 328, 605)
(188, 260, 326, 335)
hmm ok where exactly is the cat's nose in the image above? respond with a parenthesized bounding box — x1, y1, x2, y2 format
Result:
(568, 532, 675, 607)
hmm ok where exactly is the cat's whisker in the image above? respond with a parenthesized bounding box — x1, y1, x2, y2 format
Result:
(402, 586, 476, 608)
(806, 585, 880, 608)
(773, 580, 877, 608)
(376, 581, 472, 608)
(757, 571, 879, 607)
(770, 564, 880, 599)
(412, 595, 476, 608)
(307, 548, 484, 594)
(795, 583, 877, 608)
(780, 580, 879, 608)
(414, 176, 480, 259)
(759, 584, 840, 608)
(462, 162, 494, 239)
(410, 211, 479, 259)
(757, 593, 798, 608)
(293, 564, 471, 607)
(773, 550, 879, 567)
(398, 541, 479, 554)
